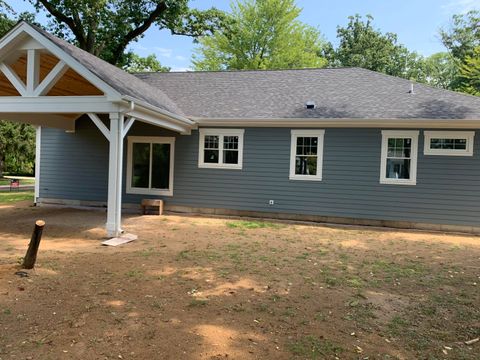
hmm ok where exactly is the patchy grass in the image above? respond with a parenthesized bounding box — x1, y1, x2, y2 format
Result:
(226, 219, 284, 229)
(288, 335, 344, 359)
(0, 191, 34, 204)
(0, 206, 479, 359)
(0, 177, 35, 186)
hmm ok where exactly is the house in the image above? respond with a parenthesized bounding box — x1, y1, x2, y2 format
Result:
(1, 22, 480, 236)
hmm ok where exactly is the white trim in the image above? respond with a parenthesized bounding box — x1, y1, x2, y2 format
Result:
(106, 113, 124, 237)
(34, 126, 41, 203)
(380, 130, 419, 186)
(289, 129, 325, 181)
(424, 131, 474, 156)
(126, 136, 175, 196)
(192, 117, 480, 129)
(0, 62, 26, 95)
(26, 49, 39, 95)
(122, 116, 136, 138)
(198, 128, 244, 169)
(33, 60, 69, 96)
(0, 95, 119, 113)
(87, 113, 111, 140)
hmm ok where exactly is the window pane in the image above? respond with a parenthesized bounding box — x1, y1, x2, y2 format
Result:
(204, 149, 219, 163)
(204, 135, 219, 149)
(454, 139, 467, 149)
(151, 144, 170, 189)
(223, 136, 238, 150)
(387, 137, 411, 158)
(296, 137, 318, 156)
(295, 156, 317, 175)
(386, 158, 411, 179)
(132, 143, 150, 188)
(224, 150, 238, 164)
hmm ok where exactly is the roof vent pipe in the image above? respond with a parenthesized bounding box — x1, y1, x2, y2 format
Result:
(305, 100, 316, 109)
(408, 83, 414, 94)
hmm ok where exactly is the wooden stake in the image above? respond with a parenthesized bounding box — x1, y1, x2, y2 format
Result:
(22, 220, 45, 269)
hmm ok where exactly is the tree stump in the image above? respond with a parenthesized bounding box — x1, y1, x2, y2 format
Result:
(22, 220, 45, 269)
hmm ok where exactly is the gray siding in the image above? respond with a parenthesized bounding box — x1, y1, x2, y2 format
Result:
(40, 116, 480, 226)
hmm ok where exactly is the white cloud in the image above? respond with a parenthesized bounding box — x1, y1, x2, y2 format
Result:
(170, 67, 192, 72)
(175, 55, 187, 61)
(154, 47, 173, 58)
(442, 0, 479, 14)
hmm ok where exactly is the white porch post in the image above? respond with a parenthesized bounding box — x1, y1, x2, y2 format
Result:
(34, 126, 41, 204)
(106, 112, 124, 237)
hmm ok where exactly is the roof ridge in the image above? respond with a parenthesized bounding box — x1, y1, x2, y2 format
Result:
(133, 66, 364, 75)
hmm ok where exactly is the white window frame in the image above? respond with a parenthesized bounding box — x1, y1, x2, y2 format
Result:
(126, 136, 175, 196)
(198, 128, 245, 169)
(289, 129, 325, 181)
(380, 130, 419, 186)
(424, 131, 474, 156)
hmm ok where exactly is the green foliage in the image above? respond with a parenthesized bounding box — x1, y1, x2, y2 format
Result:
(123, 53, 170, 73)
(333, 14, 424, 80)
(0, 121, 36, 176)
(458, 47, 480, 96)
(440, 10, 480, 62)
(423, 52, 458, 89)
(29, 0, 227, 66)
(192, 0, 328, 70)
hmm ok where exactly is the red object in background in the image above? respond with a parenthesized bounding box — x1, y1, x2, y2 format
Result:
(10, 179, 20, 191)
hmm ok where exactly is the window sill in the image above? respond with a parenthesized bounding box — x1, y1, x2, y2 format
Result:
(380, 179, 416, 186)
(126, 187, 173, 196)
(198, 163, 243, 170)
(289, 175, 323, 181)
(424, 150, 473, 156)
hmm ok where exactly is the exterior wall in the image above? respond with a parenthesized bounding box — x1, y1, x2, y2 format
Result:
(40, 116, 480, 227)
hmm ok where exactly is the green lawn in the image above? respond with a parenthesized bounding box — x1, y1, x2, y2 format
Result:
(0, 191, 34, 203)
(0, 178, 35, 186)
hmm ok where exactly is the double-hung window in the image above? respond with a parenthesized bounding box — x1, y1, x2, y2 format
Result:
(198, 129, 244, 169)
(424, 131, 474, 156)
(126, 136, 175, 196)
(289, 130, 325, 181)
(380, 130, 419, 185)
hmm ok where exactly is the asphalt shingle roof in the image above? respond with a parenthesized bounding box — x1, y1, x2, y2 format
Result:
(135, 68, 480, 120)
(32, 23, 184, 116)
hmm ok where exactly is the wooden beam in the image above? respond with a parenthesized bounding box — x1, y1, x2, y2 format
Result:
(26, 49, 40, 95)
(87, 113, 111, 140)
(0, 62, 26, 96)
(0, 96, 120, 113)
(122, 116, 136, 138)
(33, 60, 68, 96)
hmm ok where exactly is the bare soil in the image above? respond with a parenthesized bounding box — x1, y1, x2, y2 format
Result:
(0, 202, 479, 359)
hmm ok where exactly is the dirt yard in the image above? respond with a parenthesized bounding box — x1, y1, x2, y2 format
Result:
(0, 202, 479, 359)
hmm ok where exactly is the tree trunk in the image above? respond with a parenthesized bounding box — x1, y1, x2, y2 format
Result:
(22, 220, 45, 269)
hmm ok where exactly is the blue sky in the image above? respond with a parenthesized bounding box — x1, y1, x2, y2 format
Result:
(11, 0, 480, 71)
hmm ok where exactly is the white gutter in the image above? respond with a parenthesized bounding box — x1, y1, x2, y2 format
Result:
(121, 95, 195, 127)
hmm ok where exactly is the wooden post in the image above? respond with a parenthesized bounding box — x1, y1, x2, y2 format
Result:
(22, 220, 45, 269)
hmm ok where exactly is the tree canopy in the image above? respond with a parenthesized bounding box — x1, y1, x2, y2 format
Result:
(458, 46, 480, 96)
(0, 121, 36, 177)
(29, 0, 227, 65)
(440, 10, 480, 62)
(123, 53, 170, 73)
(192, 0, 328, 71)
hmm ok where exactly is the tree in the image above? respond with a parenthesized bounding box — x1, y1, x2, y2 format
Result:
(457, 47, 480, 96)
(440, 10, 480, 62)
(423, 52, 458, 89)
(192, 0, 327, 71)
(123, 53, 170, 73)
(28, 0, 227, 65)
(0, 121, 36, 177)
(333, 14, 424, 80)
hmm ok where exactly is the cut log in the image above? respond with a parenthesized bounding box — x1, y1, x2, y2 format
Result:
(22, 220, 45, 269)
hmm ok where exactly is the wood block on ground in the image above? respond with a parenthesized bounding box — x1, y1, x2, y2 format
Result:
(141, 199, 164, 215)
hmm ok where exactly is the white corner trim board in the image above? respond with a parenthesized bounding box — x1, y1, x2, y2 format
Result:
(380, 130, 419, 186)
(424, 131, 475, 156)
(289, 129, 325, 181)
